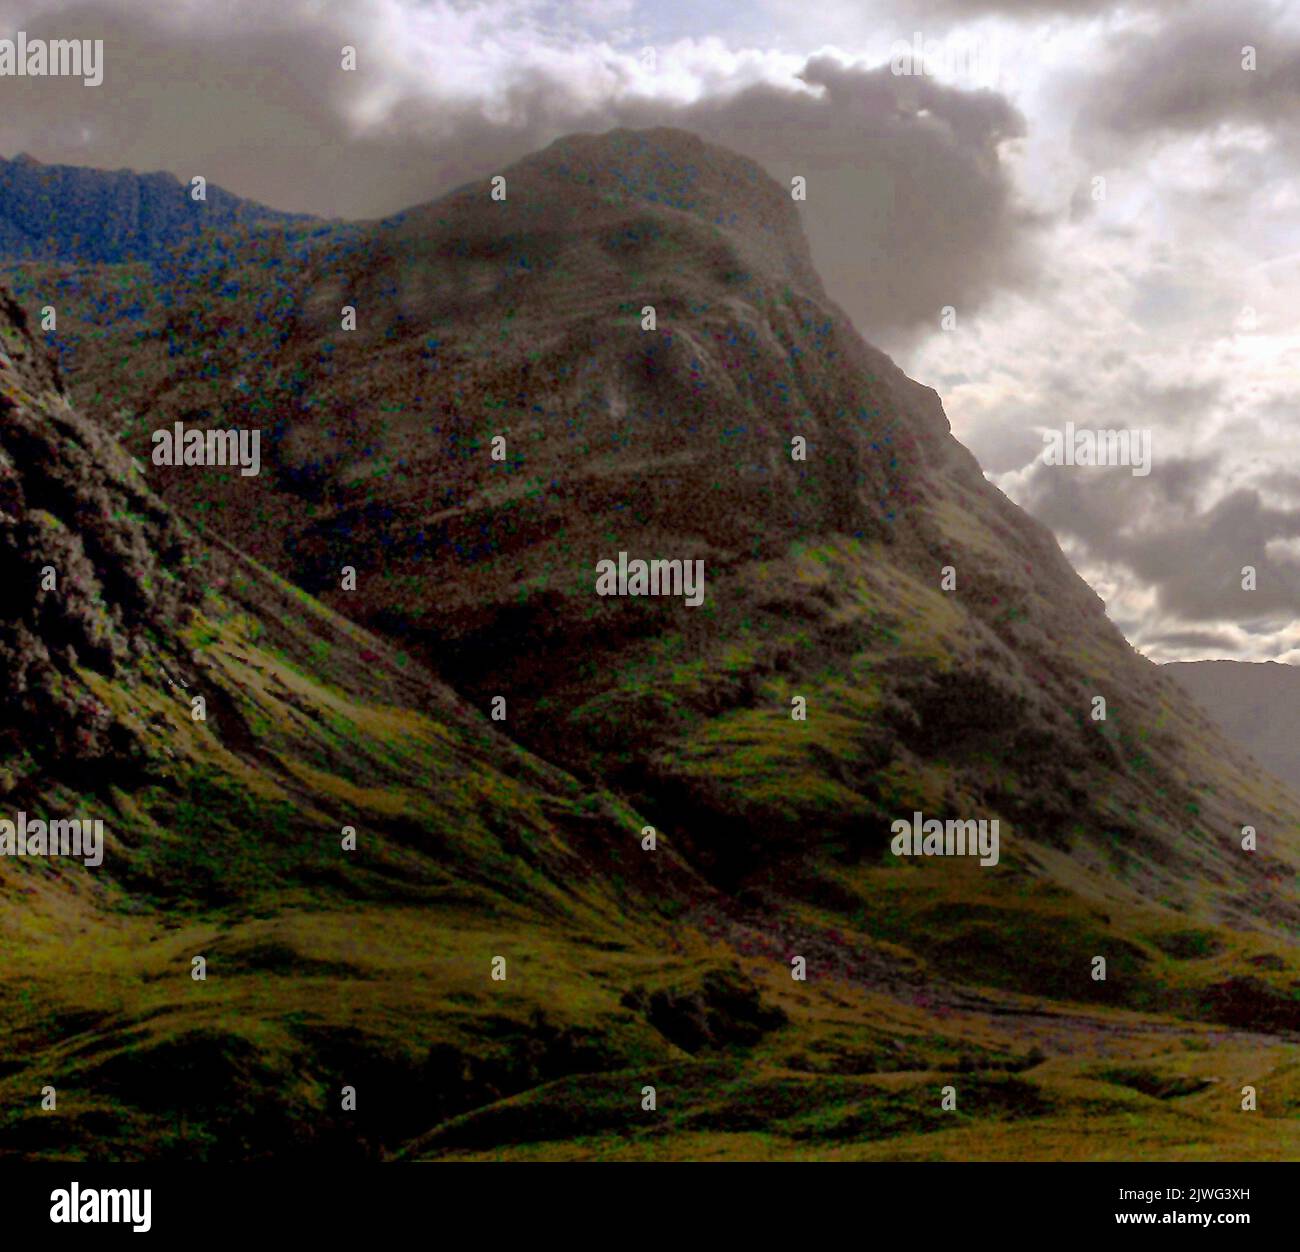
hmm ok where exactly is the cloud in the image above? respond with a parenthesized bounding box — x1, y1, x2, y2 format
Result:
(1148, 627, 1243, 653)
(1013, 449, 1300, 657)
(674, 56, 1037, 342)
(1073, 0, 1300, 153)
(0, 2, 1040, 344)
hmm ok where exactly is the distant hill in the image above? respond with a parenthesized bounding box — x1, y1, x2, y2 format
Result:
(0, 152, 314, 265)
(1165, 660, 1300, 795)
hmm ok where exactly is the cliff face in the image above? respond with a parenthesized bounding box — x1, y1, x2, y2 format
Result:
(0, 286, 198, 774)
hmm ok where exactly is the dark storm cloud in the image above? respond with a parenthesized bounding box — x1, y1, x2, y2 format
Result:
(0, 4, 1041, 342)
(1147, 627, 1242, 652)
(1021, 461, 1300, 625)
(676, 56, 1037, 343)
(1074, 0, 1300, 148)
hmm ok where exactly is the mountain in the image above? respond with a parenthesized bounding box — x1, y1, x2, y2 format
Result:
(1166, 660, 1300, 796)
(36, 126, 1299, 916)
(0, 152, 314, 265)
(3, 129, 1299, 1162)
(0, 280, 715, 1161)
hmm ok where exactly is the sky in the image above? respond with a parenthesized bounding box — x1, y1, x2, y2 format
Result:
(2, 0, 1299, 662)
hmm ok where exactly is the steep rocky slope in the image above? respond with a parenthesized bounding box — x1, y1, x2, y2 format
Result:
(0, 286, 198, 776)
(0, 281, 719, 1160)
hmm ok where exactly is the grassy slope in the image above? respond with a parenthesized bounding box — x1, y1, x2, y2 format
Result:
(0, 553, 706, 1161)
(7, 582, 1296, 1165)
(5, 535, 1295, 1162)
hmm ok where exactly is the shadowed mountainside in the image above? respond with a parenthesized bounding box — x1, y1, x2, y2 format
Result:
(0, 278, 727, 1160)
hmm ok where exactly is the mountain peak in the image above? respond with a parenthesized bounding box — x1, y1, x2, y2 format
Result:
(531, 126, 777, 213)
(522, 126, 821, 289)
(389, 126, 825, 301)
